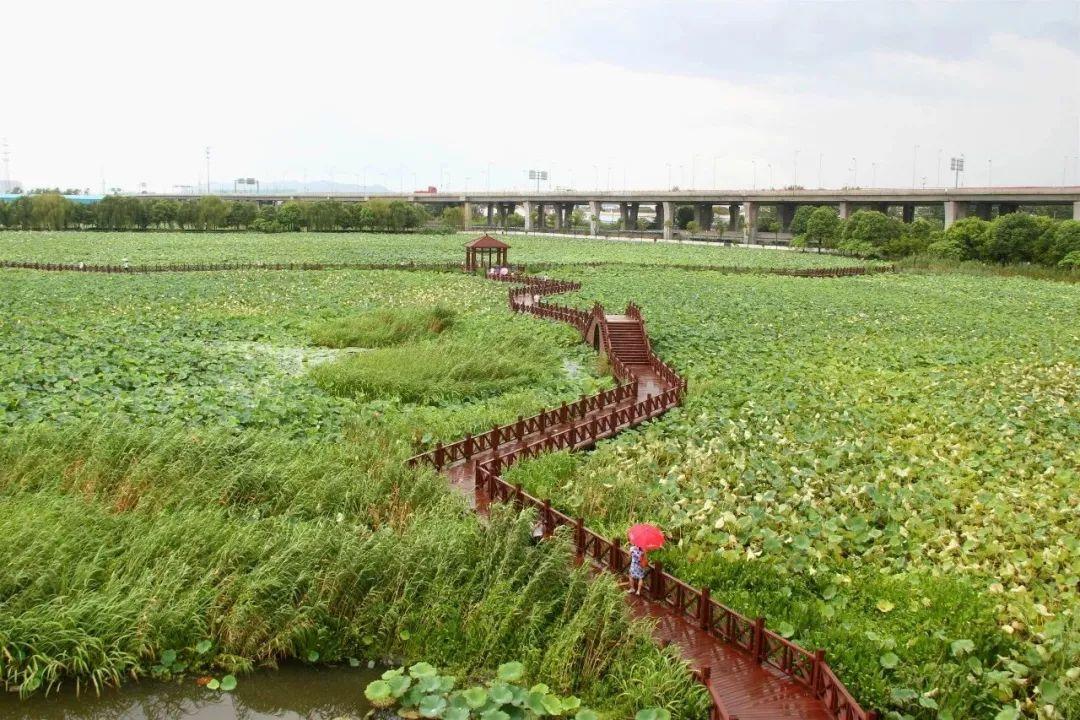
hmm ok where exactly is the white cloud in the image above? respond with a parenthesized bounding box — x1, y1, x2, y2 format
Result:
(2, 0, 1077, 191)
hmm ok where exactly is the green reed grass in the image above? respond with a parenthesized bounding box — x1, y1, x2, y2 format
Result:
(309, 306, 456, 348)
(0, 422, 705, 717)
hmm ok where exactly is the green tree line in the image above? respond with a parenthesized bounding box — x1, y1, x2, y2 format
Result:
(789, 206, 1080, 269)
(0, 194, 430, 233)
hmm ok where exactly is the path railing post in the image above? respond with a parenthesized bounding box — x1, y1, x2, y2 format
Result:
(651, 560, 665, 601)
(752, 616, 767, 663)
(542, 499, 553, 538)
(610, 535, 622, 573)
(811, 649, 826, 695)
(699, 587, 711, 630)
(574, 517, 585, 561)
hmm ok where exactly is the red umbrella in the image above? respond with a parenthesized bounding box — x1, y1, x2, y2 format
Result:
(628, 523, 665, 551)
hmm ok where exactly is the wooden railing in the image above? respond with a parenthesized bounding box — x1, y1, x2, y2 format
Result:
(441, 270, 876, 720)
(0, 259, 470, 273)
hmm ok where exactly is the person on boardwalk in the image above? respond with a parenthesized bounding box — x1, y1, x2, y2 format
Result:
(626, 523, 664, 595)
(628, 544, 647, 595)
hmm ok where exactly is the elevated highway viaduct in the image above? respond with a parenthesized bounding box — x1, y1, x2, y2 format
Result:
(138, 187, 1080, 241)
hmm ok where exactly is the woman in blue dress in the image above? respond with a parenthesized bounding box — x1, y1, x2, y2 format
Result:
(628, 544, 647, 595)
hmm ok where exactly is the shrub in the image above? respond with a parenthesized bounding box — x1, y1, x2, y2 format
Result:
(943, 217, 991, 261)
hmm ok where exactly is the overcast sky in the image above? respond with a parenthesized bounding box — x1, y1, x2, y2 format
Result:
(3, 0, 1079, 192)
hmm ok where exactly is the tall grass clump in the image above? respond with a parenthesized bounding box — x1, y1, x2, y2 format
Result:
(309, 306, 455, 348)
(310, 323, 576, 404)
(0, 422, 706, 718)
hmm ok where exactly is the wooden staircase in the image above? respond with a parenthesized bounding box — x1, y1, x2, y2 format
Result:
(605, 317, 652, 368)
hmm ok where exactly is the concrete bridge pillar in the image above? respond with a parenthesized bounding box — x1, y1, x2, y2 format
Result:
(838, 201, 853, 220)
(619, 202, 630, 230)
(693, 204, 713, 230)
(873, 202, 889, 214)
(901, 204, 915, 223)
(728, 203, 740, 230)
(1074, 201, 1080, 220)
(486, 202, 494, 226)
(999, 202, 1019, 215)
(662, 201, 675, 240)
(654, 202, 664, 230)
(523, 200, 534, 231)
(777, 203, 796, 231)
(974, 202, 992, 221)
(944, 201, 968, 228)
(462, 202, 472, 227)
(497, 203, 508, 228)
(628, 202, 639, 229)
(745, 201, 759, 243)
(589, 201, 601, 236)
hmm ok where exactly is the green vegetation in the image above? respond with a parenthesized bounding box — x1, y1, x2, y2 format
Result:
(364, 660, 694, 720)
(0, 194, 429, 232)
(311, 322, 586, 404)
(4, 231, 1078, 719)
(310, 306, 455, 348)
(0, 262, 700, 716)
(505, 265, 1080, 719)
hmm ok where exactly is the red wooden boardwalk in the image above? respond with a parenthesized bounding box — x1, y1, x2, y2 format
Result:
(413, 274, 874, 720)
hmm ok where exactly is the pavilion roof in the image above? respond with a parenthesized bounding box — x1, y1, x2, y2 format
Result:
(464, 234, 510, 249)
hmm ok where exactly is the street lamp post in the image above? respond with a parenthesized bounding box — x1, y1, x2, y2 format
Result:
(793, 149, 799, 188)
(912, 144, 919, 189)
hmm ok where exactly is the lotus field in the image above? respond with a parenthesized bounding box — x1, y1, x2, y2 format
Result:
(0, 231, 1077, 720)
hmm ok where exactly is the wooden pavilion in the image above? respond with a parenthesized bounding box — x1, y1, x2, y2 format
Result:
(464, 234, 510, 271)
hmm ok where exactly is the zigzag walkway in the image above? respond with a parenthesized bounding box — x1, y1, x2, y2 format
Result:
(411, 271, 878, 720)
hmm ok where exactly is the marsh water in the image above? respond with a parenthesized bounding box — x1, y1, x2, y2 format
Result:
(0, 664, 379, 720)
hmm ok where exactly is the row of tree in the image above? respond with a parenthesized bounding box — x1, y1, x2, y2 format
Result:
(790, 206, 1080, 268)
(0, 194, 430, 232)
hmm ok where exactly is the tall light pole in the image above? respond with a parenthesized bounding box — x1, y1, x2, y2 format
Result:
(691, 155, 697, 189)
(712, 155, 720, 188)
(767, 163, 773, 188)
(793, 150, 799, 188)
(950, 156, 965, 188)
(204, 146, 211, 193)
(593, 164, 599, 191)
(871, 162, 877, 187)
(912, 144, 919, 189)
(666, 163, 672, 189)
(818, 153, 823, 188)
(850, 157, 858, 187)
(752, 160, 757, 190)
(987, 159, 992, 187)
(936, 148, 942, 187)
(487, 161, 492, 191)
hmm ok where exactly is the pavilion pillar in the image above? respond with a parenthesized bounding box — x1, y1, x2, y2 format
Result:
(589, 201, 601, 236)
(523, 200, 534, 231)
(745, 201, 759, 243)
(944, 200, 968, 228)
(662, 201, 674, 240)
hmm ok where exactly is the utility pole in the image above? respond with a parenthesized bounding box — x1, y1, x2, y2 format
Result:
(0, 138, 10, 191)
(912, 144, 919, 189)
(205, 146, 211, 193)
